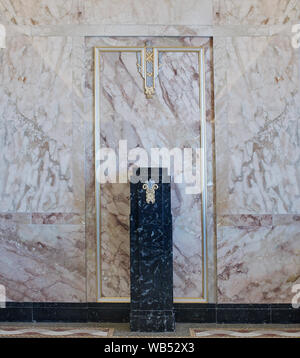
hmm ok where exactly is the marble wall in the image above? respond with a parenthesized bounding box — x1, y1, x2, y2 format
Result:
(0, 34, 85, 301)
(218, 36, 300, 215)
(215, 13, 300, 303)
(0, 0, 299, 303)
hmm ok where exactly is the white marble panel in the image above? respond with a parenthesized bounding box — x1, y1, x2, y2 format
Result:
(214, 0, 300, 25)
(0, 0, 73, 25)
(0, 219, 86, 302)
(223, 36, 300, 214)
(218, 223, 300, 303)
(0, 36, 82, 212)
(81, 0, 212, 26)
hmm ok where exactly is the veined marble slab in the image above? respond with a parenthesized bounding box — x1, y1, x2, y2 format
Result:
(217, 222, 300, 303)
(0, 0, 212, 26)
(81, 0, 212, 26)
(0, 35, 84, 212)
(0, 221, 86, 302)
(221, 36, 300, 214)
(214, 0, 300, 25)
(0, 0, 73, 25)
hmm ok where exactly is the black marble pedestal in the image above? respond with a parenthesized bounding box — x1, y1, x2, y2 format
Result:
(130, 168, 175, 332)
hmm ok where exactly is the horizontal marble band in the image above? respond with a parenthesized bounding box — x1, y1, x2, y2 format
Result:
(32, 213, 85, 225)
(0, 213, 31, 224)
(272, 214, 300, 226)
(0, 212, 85, 225)
(4, 24, 296, 38)
(1, 0, 299, 29)
(218, 215, 300, 227)
(218, 215, 273, 227)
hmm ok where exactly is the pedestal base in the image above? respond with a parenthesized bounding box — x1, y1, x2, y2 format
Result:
(130, 168, 174, 333)
(130, 310, 175, 332)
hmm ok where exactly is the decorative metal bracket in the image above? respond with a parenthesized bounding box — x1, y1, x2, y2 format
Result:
(137, 41, 162, 99)
(142, 180, 159, 204)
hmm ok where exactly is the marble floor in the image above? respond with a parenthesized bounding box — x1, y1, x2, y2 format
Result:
(0, 322, 299, 338)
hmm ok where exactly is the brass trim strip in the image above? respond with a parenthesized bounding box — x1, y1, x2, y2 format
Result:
(94, 45, 208, 303)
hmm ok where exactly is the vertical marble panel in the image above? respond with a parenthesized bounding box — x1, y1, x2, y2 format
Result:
(216, 34, 300, 303)
(214, 37, 229, 215)
(86, 37, 215, 301)
(71, 36, 85, 214)
(217, 221, 300, 303)
(224, 36, 300, 214)
(0, 220, 86, 302)
(71, 35, 91, 301)
(85, 91, 98, 302)
(213, 0, 300, 25)
(0, 36, 80, 212)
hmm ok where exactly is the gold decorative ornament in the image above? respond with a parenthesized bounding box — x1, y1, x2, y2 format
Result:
(137, 41, 162, 99)
(142, 180, 159, 204)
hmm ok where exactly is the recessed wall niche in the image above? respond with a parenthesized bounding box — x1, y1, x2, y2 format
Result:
(85, 37, 216, 303)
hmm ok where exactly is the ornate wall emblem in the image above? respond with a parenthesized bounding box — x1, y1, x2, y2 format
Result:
(142, 180, 159, 204)
(137, 41, 162, 99)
